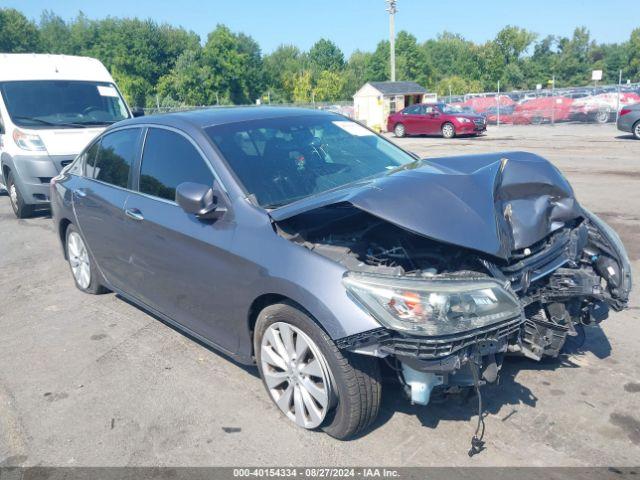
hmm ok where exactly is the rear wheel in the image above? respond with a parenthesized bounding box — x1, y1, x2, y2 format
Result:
(7, 171, 33, 219)
(65, 224, 107, 294)
(633, 121, 640, 140)
(393, 123, 406, 138)
(255, 302, 381, 440)
(441, 122, 456, 139)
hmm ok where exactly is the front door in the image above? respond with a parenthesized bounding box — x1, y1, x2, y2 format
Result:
(399, 104, 425, 135)
(422, 105, 443, 134)
(123, 127, 238, 352)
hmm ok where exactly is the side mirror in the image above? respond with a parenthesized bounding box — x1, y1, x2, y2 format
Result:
(176, 182, 227, 220)
(131, 108, 145, 118)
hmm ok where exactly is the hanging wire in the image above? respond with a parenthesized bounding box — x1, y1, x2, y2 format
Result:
(468, 355, 486, 457)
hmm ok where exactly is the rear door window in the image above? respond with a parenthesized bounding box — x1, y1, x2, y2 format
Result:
(138, 128, 214, 202)
(91, 128, 141, 188)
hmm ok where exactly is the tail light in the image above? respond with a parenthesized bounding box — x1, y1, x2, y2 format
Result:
(620, 108, 631, 116)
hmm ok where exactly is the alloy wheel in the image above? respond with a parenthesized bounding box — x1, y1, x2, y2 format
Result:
(394, 124, 405, 137)
(634, 122, 640, 139)
(595, 110, 610, 124)
(67, 231, 91, 289)
(442, 123, 455, 138)
(260, 322, 331, 429)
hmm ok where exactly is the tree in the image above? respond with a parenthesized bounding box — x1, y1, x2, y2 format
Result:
(263, 44, 307, 102)
(293, 71, 313, 103)
(308, 38, 344, 72)
(39, 11, 71, 53)
(395, 31, 430, 86)
(202, 25, 264, 105)
(343, 50, 373, 98)
(0, 8, 40, 52)
(314, 70, 346, 102)
(434, 76, 482, 97)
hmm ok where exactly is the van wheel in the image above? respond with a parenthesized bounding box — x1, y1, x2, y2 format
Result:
(441, 122, 456, 138)
(254, 302, 381, 440)
(394, 123, 406, 138)
(7, 171, 34, 219)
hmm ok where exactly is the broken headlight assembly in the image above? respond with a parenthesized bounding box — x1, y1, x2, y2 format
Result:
(343, 272, 522, 336)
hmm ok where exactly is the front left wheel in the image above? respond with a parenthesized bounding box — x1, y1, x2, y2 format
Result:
(65, 224, 107, 294)
(441, 122, 456, 139)
(7, 171, 34, 219)
(254, 302, 381, 440)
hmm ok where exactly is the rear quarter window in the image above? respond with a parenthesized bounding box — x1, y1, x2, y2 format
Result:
(91, 129, 141, 188)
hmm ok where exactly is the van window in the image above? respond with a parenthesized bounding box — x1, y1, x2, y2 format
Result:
(139, 128, 214, 202)
(91, 129, 140, 188)
(0, 80, 129, 128)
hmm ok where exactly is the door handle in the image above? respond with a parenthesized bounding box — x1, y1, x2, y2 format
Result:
(74, 189, 87, 198)
(125, 208, 144, 221)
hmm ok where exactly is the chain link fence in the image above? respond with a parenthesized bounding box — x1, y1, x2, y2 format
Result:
(141, 83, 640, 127)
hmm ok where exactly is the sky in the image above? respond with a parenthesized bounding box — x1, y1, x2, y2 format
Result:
(6, 0, 638, 56)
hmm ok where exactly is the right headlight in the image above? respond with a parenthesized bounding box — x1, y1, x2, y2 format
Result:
(13, 129, 46, 151)
(343, 272, 521, 336)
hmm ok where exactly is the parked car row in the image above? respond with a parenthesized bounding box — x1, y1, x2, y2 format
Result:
(0, 54, 634, 443)
(452, 91, 640, 125)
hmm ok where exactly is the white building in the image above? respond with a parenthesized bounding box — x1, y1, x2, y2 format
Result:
(353, 81, 431, 131)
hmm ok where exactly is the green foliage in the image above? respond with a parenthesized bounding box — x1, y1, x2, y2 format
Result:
(435, 76, 482, 97)
(2, 6, 640, 106)
(292, 71, 313, 103)
(313, 70, 346, 102)
(0, 9, 40, 52)
(308, 38, 344, 72)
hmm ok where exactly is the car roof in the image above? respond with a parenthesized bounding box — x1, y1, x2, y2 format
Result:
(115, 106, 339, 131)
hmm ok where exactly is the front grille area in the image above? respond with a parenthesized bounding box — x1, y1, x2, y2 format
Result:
(336, 316, 523, 360)
(378, 316, 521, 359)
(499, 229, 573, 291)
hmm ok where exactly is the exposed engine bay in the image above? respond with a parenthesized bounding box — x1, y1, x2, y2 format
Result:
(276, 202, 631, 400)
(271, 151, 632, 454)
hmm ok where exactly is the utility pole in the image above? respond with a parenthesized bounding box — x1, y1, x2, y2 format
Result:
(386, 0, 397, 82)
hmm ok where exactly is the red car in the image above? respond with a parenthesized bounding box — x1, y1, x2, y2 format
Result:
(387, 103, 487, 138)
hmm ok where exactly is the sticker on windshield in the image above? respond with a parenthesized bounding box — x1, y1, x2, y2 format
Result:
(332, 121, 374, 136)
(97, 85, 118, 97)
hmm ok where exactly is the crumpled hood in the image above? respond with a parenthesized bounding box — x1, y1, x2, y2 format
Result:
(270, 151, 583, 260)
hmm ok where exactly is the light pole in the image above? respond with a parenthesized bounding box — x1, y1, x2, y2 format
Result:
(386, 0, 397, 82)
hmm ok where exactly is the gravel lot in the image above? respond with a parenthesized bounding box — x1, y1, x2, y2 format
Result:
(1, 123, 639, 467)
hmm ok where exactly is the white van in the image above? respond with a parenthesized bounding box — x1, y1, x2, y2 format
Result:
(0, 54, 138, 217)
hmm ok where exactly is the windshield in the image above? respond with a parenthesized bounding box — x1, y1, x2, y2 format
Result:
(206, 115, 415, 208)
(0, 80, 130, 128)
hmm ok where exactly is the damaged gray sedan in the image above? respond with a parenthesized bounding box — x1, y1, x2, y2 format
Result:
(51, 108, 631, 442)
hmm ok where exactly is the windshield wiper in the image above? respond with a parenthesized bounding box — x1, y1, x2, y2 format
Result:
(12, 116, 86, 128)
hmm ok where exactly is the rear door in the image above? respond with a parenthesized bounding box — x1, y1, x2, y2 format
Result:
(123, 127, 238, 352)
(73, 127, 142, 292)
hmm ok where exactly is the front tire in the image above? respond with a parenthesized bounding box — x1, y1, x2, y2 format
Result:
(65, 224, 107, 294)
(595, 109, 610, 124)
(254, 302, 381, 440)
(633, 120, 640, 140)
(7, 171, 34, 219)
(441, 122, 456, 139)
(393, 123, 406, 138)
